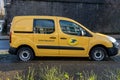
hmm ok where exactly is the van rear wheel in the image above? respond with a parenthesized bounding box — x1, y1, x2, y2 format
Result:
(90, 47, 107, 61)
(17, 47, 34, 61)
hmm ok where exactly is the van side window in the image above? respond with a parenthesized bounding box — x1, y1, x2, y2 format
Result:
(34, 19, 55, 34)
(60, 20, 83, 36)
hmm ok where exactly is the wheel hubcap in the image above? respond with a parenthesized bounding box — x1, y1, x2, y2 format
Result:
(94, 50, 104, 60)
(20, 51, 30, 61)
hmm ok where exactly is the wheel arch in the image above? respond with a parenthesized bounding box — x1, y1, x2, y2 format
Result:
(89, 44, 108, 56)
(16, 44, 35, 56)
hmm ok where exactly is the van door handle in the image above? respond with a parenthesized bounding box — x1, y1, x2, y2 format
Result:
(60, 37, 67, 39)
(50, 37, 56, 39)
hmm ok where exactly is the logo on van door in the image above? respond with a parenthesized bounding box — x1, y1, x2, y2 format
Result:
(68, 38, 78, 46)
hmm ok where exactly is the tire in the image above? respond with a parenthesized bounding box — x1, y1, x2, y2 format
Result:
(90, 47, 107, 61)
(17, 47, 34, 61)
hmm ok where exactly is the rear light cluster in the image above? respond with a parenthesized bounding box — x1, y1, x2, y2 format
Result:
(10, 32, 12, 43)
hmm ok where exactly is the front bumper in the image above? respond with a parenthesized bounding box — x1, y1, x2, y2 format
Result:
(107, 43, 119, 56)
(8, 47, 17, 55)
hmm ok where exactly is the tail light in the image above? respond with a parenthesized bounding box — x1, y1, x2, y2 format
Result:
(10, 32, 12, 43)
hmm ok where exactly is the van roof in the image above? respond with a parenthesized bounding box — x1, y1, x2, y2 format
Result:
(13, 16, 71, 20)
(11, 16, 73, 32)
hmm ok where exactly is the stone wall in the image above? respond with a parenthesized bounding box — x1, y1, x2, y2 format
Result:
(5, 0, 120, 34)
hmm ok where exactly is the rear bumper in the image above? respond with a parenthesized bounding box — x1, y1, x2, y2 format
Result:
(8, 47, 17, 55)
(107, 45, 119, 56)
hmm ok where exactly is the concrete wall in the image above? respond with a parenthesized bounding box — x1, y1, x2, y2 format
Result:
(5, 0, 120, 34)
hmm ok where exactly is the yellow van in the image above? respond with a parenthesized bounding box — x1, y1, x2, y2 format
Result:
(9, 16, 119, 61)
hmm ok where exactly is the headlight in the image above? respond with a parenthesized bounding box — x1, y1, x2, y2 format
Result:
(107, 36, 116, 43)
(107, 36, 119, 48)
(114, 42, 119, 48)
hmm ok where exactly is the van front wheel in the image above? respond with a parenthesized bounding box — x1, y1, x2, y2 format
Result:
(17, 47, 34, 61)
(90, 47, 107, 61)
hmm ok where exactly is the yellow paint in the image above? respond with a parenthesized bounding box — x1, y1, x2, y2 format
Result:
(10, 16, 113, 57)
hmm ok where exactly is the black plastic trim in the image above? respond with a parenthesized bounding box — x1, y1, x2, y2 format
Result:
(9, 47, 17, 55)
(107, 44, 119, 56)
(37, 45, 85, 50)
(14, 31, 33, 33)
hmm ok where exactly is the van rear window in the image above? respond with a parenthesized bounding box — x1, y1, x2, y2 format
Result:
(34, 19, 55, 34)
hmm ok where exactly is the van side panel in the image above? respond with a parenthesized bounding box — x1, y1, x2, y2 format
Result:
(10, 18, 37, 56)
(11, 18, 33, 32)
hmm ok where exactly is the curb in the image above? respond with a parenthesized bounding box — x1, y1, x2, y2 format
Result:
(0, 50, 8, 53)
(0, 50, 8, 52)
(0, 36, 9, 40)
(0, 50, 9, 54)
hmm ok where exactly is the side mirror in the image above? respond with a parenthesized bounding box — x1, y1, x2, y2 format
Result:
(81, 30, 86, 36)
